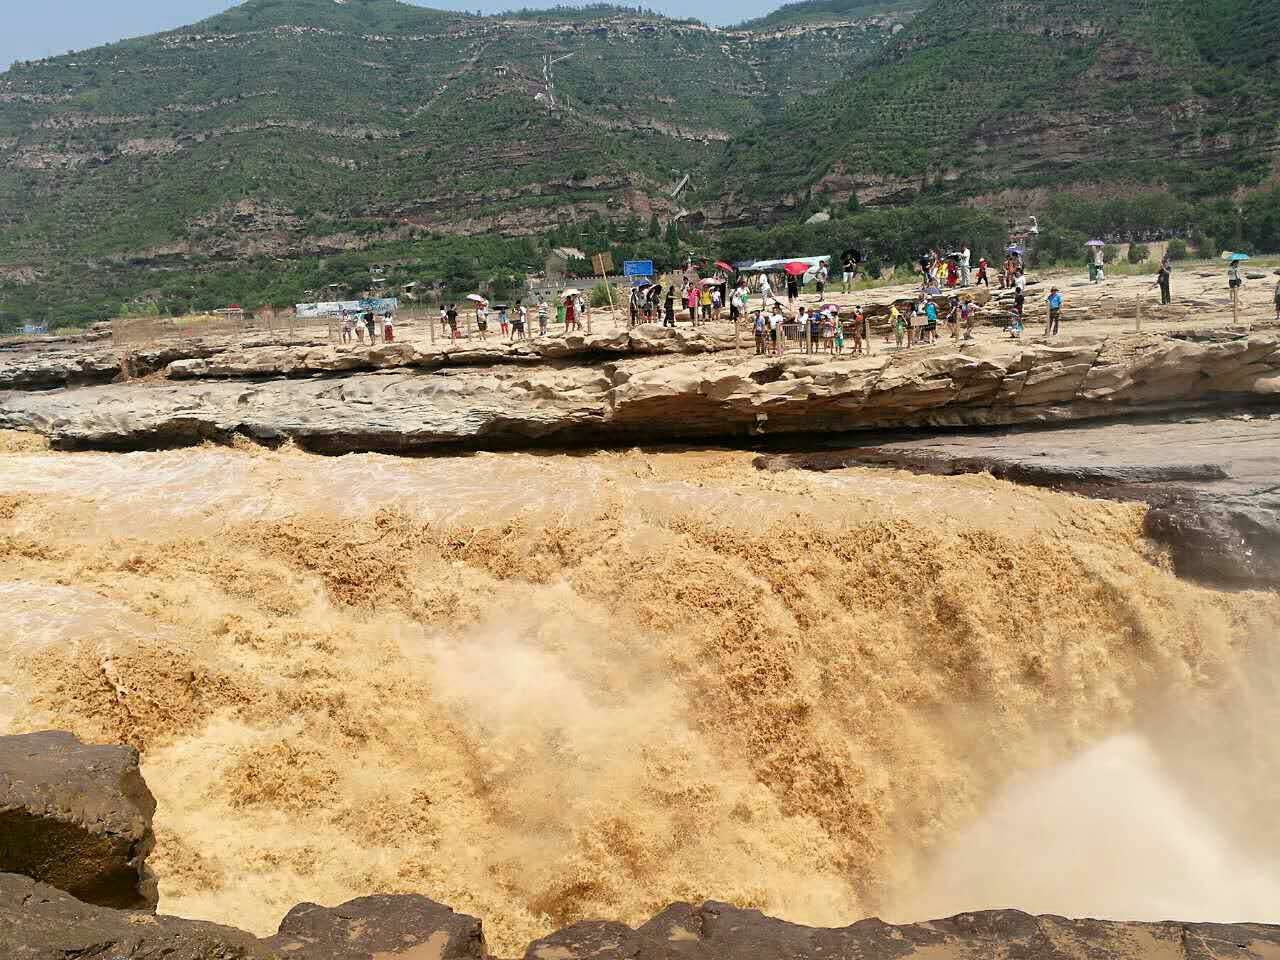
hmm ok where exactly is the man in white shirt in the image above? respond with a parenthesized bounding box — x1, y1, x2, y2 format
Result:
(769, 308, 785, 355)
(961, 246, 971, 287)
(759, 272, 772, 308)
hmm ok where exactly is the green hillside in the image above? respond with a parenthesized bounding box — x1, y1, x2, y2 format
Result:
(712, 0, 1280, 216)
(0, 0, 909, 325)
(737, 0, 920, 31)
(1, 0, 1278, 328)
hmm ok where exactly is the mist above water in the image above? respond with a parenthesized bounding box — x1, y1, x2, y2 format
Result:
(891, 733, 1280, 925)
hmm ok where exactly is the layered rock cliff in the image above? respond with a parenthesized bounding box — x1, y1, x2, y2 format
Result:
(1, 329, 1276, 454)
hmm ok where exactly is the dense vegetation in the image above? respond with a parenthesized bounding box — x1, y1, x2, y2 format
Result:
(2, 0, 1279, 329)
(712, 0, 1280, 208)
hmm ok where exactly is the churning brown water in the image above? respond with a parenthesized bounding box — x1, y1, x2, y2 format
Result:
(1, 432, 1277, 952)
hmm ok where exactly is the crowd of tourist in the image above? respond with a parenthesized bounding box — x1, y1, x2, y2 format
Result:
(339, 308, 395, 344)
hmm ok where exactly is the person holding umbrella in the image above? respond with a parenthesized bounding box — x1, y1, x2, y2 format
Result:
(786, 270, 799, 307)
(815, 261, 828, 299)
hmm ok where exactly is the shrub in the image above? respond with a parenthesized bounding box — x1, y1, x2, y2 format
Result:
(1127, 243, 1151, 264)
(1102, 244, 1120, 264)
(1165, 238, 1189, 260)
(590, 282, 614, 308)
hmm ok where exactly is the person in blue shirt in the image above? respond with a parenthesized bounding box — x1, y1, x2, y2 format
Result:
(1045, 287, 1063, 336)
(924, 298, 939, 344)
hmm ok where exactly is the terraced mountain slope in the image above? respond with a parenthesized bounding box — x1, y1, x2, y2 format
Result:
(711, 0, 1280, 219)
(0, 0, 911, 324)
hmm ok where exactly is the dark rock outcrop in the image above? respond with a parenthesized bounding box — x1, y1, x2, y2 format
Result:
(264, 894, 487, 959)
(525, 900, 1280, 960)
(0, 730, 157, 910)
(0, 873, 271, 960)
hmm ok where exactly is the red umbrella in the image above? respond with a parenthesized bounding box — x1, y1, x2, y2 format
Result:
(783, 261, 810, 277)
(715, 260, 734, 272)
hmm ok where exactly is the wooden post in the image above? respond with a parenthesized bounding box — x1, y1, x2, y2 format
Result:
(1233, 286, 1240, 329)
(1135, 293, 1142, 332)
(735, 317, 741, 355)
(429, 311, 436, 344)
(864, 313, 872, 355)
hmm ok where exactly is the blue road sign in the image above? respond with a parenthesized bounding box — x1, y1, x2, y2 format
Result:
(622, 260, 654, 277)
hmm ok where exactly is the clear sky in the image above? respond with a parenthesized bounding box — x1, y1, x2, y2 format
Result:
(0, 0, 777, 72)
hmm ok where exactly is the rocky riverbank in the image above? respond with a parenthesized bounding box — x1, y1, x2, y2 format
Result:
(5, 730, 1279, 960)
(1, 328, 1277, 453)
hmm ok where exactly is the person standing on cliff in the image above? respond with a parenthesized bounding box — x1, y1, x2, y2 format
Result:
(537, 297, 549, 336)
(736, 281, 751, 323)
(961, 245, 972, 287)
(815, 261, 828, 300)
(1154, 257, 1172, 305)
(1045, 287, 1063, 336)
(786, 271, 799, 308)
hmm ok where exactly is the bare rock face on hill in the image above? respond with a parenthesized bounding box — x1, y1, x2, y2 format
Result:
(0, 730, 157, 910)
(264, 894, 487, 960)
(526, 900, 1280, 960)
(0, 873, 271, 960)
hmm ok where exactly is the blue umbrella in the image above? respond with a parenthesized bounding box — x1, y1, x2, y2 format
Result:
(1229, 252, 1251, 262)
(1007, 245, 1024, 255)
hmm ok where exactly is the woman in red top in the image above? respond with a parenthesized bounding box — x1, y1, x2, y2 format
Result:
(564, 297, 576, 331)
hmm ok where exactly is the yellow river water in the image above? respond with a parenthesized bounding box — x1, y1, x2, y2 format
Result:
(1, 431, 1277, 952)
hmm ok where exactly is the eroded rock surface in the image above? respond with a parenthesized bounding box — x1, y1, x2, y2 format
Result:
(264, 894, 486, 959)
(1, 331, 1276, 454)
(0, 873, 271, 960)
(0, 731, 157, 910)
(0, 324, 742, 391)
(526, 901, 1280, 960)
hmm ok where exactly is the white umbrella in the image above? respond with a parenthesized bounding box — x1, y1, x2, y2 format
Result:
(561, 288, 581, 298)
(466, 294, 488, 305)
